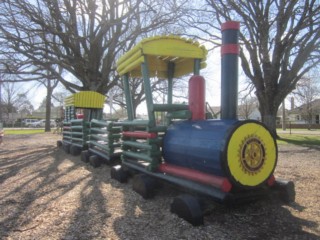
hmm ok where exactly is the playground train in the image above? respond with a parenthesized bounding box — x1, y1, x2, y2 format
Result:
(58, 21, 295, 225)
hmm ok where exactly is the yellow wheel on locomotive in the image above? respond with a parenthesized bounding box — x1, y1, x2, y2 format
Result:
(227, 122, 277, 187)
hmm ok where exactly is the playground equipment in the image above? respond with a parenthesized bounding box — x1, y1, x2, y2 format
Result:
(57, 91, 105, 156)
(110, 21, 295, 225)
(81, 119, 122, 167)
(114, 35, 208, 173)
(58, 91, 122, 167)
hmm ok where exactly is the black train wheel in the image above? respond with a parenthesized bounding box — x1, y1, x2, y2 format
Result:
(110, 165, 128, 183)
(70, 145, 81, 156)
(273, 179, 296, 204)
(81, 150, 90, 163)
(132, 174, 156, 199)
(57, 140, 62, 147)
(89, 155, 101, 168)
(170, 194, 204, 226)
(63, 142, 71, 154)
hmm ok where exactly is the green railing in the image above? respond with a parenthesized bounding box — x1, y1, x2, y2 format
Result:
(87, 119, 122, 161)
(62, 119, 89, 149)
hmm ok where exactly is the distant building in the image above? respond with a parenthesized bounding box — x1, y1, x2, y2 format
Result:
(1, 106, 63, 126)
(208, 105, 261, 120)
(209, 104, 285, 122)
(0, 109, 29, 124)
(237, 105, 261, 120)
(287, 99, 320, 124)
(31, 106, 63, 120)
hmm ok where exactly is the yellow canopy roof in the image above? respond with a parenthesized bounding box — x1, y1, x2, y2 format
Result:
(64, 91, 105, 109)
(116, 36, 207, 78)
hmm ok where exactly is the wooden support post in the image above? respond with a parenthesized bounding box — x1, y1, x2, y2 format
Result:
(141, 58, 156, 127)
(123, 74, 134, 121)
(193, 59, 201, 75)
(167, 62, 175, 105)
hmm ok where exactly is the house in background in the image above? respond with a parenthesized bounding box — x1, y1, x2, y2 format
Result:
(0, 109, 29, 126)
(209, 103, 287, 122)
(237, 104, 261, 120)
(31, 105, 63, 120)
(287, 98, 320, 125)
(208, 104, 262, 120)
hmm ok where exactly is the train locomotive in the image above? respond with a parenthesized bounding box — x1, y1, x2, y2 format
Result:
(112, 21, 295, 225)
(161, 22, 277, 193)
(60, 21, 294, 225)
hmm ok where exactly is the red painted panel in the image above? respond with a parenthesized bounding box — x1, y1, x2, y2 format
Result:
(221, 21, 240, 31)
(189, 75, 206, 120)
(158, 163, 232, 193)
(221, 44, 239, 55)
(122, 131, 157, 139)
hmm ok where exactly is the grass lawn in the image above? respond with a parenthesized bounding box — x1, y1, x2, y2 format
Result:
(277, 134, 320, 146)
(3, 129, 45, 135)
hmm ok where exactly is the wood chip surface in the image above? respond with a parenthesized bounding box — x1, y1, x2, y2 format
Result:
(0, 133, 319, 239)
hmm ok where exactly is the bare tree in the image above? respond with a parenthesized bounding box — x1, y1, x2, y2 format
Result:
(52, 90, 70, 107)
(293, 75, 320, 128)
(185, 0, 320, 136)
(0, 52, 62, 130)
(15, 93, 34, 116)
(0, 0, 185, 95)
(1, 81, 19, 118)
(238, 94, 258, 120)
(1, 81, 34, 121)
(110, 76, 188, 118)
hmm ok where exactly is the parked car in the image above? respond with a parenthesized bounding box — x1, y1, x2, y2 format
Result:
(30, 119, 57, 128)
(49, 120, 57, 127)
(30, 120, 43, 128)
(24, 119, 38, 127)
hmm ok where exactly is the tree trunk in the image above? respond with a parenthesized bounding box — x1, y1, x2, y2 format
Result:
(260, 104, 279, 138)
(45, 80, 52, 132)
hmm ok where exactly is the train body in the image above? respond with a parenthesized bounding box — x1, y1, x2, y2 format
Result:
(59, 21, 294, 225)
(113, 21, 293, 225)
(155, 21, 276, 192)
(163, 119, 277, 189)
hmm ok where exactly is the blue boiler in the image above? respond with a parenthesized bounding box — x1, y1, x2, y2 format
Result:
(162, 119, 278, 188)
